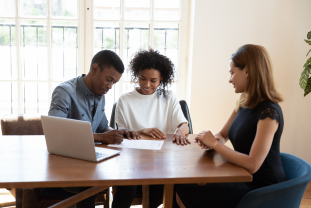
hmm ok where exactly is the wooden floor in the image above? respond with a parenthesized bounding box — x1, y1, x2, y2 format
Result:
(0, 183, 310, 208)
(301, 182, 311, 208)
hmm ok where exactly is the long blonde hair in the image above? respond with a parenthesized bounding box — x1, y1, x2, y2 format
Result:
(232, 44, 283, 111)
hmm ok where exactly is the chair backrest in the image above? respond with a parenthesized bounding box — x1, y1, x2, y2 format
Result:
(1, 114, 44, 135)
(281, 153, 310, 180)
(110, 100, 193, 134)
(109, 102, 118, 129)
(179, 100, 193, 134)
(236, 152, 311, 208)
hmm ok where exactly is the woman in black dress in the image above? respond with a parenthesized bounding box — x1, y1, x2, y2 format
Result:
(176, 44, 287, 208)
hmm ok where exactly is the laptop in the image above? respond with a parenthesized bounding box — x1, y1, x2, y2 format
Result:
(41, 115, 120, 162)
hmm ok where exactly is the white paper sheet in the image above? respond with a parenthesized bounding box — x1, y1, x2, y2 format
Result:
(108, 139, 164, 150)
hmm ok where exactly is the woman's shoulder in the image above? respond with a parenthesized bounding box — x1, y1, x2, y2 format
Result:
(158, 90, 180, 103)
(117, 90, 138, 103)
(260, 101, 282, 112)
(257, 101, 283, 122)
(158, 89, 175, 99)
(119, 90, 134, 99)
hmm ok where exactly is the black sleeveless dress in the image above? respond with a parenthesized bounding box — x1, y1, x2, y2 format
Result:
(228, 101, 287, 188)
(176, 101, 287, 208)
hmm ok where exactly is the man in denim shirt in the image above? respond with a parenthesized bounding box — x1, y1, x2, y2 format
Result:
(41, 50, 140, 208)
(49, 50, 140, 142)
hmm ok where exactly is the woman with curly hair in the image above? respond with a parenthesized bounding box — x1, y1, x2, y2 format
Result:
(112, 48, 189, 208)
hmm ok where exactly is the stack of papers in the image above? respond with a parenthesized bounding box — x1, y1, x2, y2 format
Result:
(108, 139, 164, 150)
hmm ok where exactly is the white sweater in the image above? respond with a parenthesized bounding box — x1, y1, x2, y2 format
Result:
(116, 88, 188, 134)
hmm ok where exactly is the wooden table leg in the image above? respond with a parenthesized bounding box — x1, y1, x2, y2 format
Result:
(163, 184, 174, 208)
(15, 188, 22, 208)
(142, 185, 150, 208)
(48, 186, 109, 208)
(104, 187, 110, 208)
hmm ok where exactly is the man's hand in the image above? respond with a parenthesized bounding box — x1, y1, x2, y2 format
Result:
(173, 132, 191, 146)
(118, 128, 141, 140)
(94, 130, 124, 144)
(138, 128, 166, 139)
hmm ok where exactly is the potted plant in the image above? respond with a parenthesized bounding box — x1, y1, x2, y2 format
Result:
(299, 31, 311, 96)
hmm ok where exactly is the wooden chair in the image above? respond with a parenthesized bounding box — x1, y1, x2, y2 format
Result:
(1, 114, 109, 208)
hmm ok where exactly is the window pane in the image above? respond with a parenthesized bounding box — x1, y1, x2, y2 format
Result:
(121, 82, 136, 95)
(52, 82, 62, 92)
(94, 0, 120, 20)
(22, 82, 49, 114)
(154, 23, 179, 80)
(51, 0, 78, 18)
(168, 82, 177, 95)
(0, 82, 18, 115)
(123, 23, 149, 81)
(0, 20, 17, 79)
(37, 82, 49, 113)
(154, 0, 180, 20)
(52, 21, 78, 80)
(0, 0, 15, 17)
(105, 84, 116, 124)
(20, 0, 47, 17)
(93, 23, 120, 56)
(124, 0, 150, 20)
(20, 20, 48, 80)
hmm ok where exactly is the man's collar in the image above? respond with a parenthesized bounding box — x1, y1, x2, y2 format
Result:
(77, 74, 101, 98)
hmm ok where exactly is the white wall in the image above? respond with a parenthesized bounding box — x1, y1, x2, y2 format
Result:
(188, 0, 311, 163)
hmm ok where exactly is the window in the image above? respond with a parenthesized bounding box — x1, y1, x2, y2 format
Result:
(88, 0, 189, 119)
(0, 0, 84, 117)
(0, 0, 189, 122)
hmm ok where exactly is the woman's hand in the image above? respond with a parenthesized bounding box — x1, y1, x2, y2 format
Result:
(195, 131, 219, 149)
(138, 128, 166, 139)
(173, 132, 191, 145)
(195, 139, 210, 149)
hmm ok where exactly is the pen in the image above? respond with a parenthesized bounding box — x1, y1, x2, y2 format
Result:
(116, 122, 119, 130)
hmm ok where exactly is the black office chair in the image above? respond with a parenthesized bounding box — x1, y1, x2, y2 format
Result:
(109, 102, 118, 129)
(179, 100, 193, 134)
(109, 100, 193, 134)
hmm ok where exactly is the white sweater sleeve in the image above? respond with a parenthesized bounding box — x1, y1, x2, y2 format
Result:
(115, 98, 128, 129)
(171, 94, 188, 131)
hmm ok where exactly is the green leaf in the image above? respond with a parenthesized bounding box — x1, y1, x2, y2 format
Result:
(304, 57, 311, 68)
(307, 49, 311, 57)
(308, 31, 311, 40)
(305, 39, 311, 45)
(304, 78, 311, 96)
(300, 65, 311, 89)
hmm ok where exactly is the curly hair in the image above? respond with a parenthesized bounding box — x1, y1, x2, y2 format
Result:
(129, 48, 175, 98)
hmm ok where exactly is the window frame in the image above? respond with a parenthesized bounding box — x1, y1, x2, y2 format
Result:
(84, 0, 190, 101)
(0, 0, 85, 115)
(0, 0, 190, 116)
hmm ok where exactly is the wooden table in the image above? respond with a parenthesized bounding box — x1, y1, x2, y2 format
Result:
(0, 135, 252, 208)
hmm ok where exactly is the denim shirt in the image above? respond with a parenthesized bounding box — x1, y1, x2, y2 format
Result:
(48, 75, 108, 133)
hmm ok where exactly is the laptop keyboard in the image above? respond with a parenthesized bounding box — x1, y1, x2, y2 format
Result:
(96, 152, 108, 159)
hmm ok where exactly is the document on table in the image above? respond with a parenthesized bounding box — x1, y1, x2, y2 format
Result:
(108, 139, 164, 150)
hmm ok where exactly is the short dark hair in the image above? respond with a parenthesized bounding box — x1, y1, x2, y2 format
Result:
(90, 50, 124, 73)
(129, 48, 175, 98)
